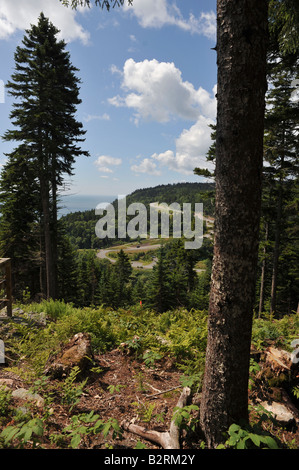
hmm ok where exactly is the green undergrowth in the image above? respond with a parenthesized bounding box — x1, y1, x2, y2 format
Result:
(0, 300, 298, 449)
(3, 300, 208, 378)
(251, 311, 299, 351)
(3, 300, 299, 381)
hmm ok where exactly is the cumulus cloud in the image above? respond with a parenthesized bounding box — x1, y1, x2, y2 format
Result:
(94, 155, 122, 173)
(122, 0, 216, 40)
(152, 116, 215, 175)
(0, 0, 90, 44)
(131, 158, 161, 176)
(109, 58, 216, 176)
(109, 58, 216, 124)
(130, 115, 215, 177)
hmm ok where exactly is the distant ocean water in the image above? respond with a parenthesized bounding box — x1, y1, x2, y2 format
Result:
(58, 194, 117, 217)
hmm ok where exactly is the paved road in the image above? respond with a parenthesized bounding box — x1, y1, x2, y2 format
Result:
(96, 243, 204, 272)
(97, 244, 161, 269)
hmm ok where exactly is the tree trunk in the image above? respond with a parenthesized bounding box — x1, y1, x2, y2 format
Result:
(270, 153, 285, 315)
(259, 221, 269, 317)
(200, 0, 268, 448)
(50, 164, 58, 300)
(40, 173, 56, 300)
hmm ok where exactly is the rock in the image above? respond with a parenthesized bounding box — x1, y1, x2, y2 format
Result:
(45, 332, 93, 379)
(259, 400, 297, 428)
(0, 378, 14, 388)
(12, 388, 44, 408)
(25, 312, 47, 327)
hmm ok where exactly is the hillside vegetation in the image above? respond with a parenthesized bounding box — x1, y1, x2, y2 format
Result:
(59, 182, 215, 250)
(0, 301, 298, 449)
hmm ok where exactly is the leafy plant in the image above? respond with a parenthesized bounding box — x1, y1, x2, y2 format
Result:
(142, 350, 162, 368)
(0, 386, 12, 418)
(248, 358, 261, 390)
(60, 366, 87, 411)
(218, 422, 279, 449)
(27, 377, 55, 421)
(122, 336, 143, 356)
(291, 385, 299, 399)
(62, 411, 122, 449)
(132, 401, 156, 424)
(107, 384, 126, 394)
(0, 418, 44, 448)
(172, 404, 199, 432)
(135, 441, 148, 449)
(134, 371, 148, 393)
(179, 373, 203, 392)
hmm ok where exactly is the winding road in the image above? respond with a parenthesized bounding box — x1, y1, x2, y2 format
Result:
(96, 242, 206, 272)
(96, 210, 214, 272)
(96, 243, 161, 269)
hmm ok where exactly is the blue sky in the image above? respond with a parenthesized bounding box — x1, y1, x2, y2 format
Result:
(0, 0, 217, 199)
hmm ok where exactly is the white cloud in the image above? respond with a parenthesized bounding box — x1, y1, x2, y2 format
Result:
(0, 0, 90, 44)
(83, 113, 110, 122)
(94, 155, 122, 173)
(109, 58, 216, 124)
(109, 58, 217, 176)
(110, 64, 122, 75)
(130, 116, 215, 176)
(152, 116, 215, 175)
(131, 158, 161, 176)
(123, 0, 216, 40)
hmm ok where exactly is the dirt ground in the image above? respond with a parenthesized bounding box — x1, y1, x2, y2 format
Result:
(0, 348, 203, 449)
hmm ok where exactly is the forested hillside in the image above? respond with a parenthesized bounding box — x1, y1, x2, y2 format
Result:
(59, 182, 215, 250)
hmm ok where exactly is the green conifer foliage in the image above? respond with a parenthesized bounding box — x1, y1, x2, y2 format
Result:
(0, 13, 89, 299)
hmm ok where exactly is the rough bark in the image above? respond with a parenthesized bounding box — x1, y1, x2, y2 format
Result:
(200, 0, 268, 448)
(40, 173, 56, 300)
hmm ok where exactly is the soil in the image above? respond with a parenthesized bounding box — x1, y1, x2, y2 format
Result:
(0, 348, 201, 450)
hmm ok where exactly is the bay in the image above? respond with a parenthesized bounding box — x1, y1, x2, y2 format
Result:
(58, 194, 117, 217)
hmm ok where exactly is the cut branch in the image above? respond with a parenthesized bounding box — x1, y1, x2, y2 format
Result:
(145, 385, 182, 399)
(121, 386, 191, 449)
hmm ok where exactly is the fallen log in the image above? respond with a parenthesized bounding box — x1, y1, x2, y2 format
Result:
(121, 386, 191, 449)
(266, 347, 293, 372)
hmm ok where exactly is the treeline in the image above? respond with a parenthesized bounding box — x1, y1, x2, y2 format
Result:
(54, 237, 213, 312)
(59, 210, 105, 250)
(125, 182, 215, 215)
(195, 46, 299, 318)
(255, 43, 299, 317)
(60, 182, 215, 250)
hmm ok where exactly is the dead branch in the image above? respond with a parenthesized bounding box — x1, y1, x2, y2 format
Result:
(121, 386, 191, 449)
(145, 385, 182, 399)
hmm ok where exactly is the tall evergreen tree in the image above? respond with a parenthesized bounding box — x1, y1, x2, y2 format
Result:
(57, 233, 79, 303)
(112, 249, 132, 307)
(146, 248, 174, 313)
(1, 13, 89, 299)
(263, 58, 298, 315)
(0, 147, 41, 297)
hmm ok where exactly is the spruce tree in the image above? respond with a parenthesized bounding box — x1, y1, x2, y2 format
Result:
(1, 13, 89, 299)
(57, 233, 79, 303)
(263, 59, 298, 314)
(112, 249, 132, 307)
(0, 147, 40, 297)
(146, 248, 174, 313)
